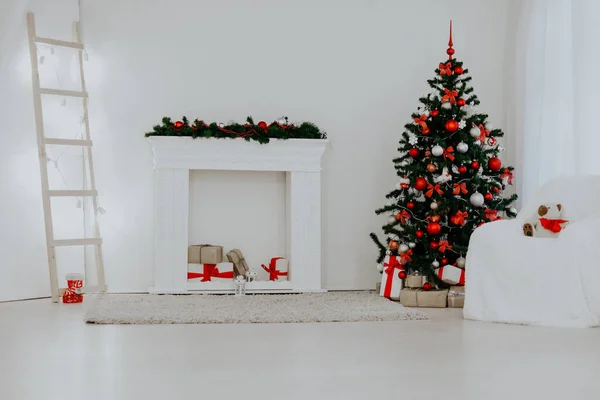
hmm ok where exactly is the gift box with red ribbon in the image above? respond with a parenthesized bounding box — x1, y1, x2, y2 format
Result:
(261, 257, 288, 281)
(435, 265, 465, 286)
(62, 273, 84, 304)
(187, 263, 235, 282)
(379, 255, 405, 300)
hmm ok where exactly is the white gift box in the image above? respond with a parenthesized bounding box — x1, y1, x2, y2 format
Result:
(379, 255, 405, 300)
(187, 262, 235, 282)
(435, 265, 465, 285)
(261, 257, 289, 281)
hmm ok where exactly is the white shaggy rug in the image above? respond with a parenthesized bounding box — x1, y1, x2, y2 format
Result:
(84, 291, 428, 324)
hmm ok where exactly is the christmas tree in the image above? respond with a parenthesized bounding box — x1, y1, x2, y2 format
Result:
(370, 22, 517, 285)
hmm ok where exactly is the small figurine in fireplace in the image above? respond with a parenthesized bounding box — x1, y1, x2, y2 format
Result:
(234, 275, 247, 296)
(246, 268, 258, 283)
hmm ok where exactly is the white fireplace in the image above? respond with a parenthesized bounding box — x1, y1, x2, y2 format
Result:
(148, 137, 328, 293)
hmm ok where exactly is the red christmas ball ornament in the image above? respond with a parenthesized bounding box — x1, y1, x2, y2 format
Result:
(492, 186, 501, 193)
(427, 163, 437, 173)
(454, 66, 464, 75)
(430, 215, 441, 223)
(488, 157, 502, 172)
(430, 241, 439, 249)
(458, 165, 468, 174)
(484, 193, 493, 201)
(389, 240, 399, 251)
(414, 177, 427, 191)
(398, 270, 407, 280)
(471, 160, 480, 170)
(173, 121, 184, 131)
(430, 110, 440, 117)
(445, 120, 459, 132)
(422, 282, 433, 291)
(427, 222, 442, 235)
(409, 148, 420, 158)
(416, 230, 425, 239)
(407, 201, 415, 209)
(441, 257, 449, 265)
(257, 121, 268, 130)
(457, 98, 466, 107)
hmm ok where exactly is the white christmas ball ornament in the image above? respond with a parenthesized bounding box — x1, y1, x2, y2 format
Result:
(456, 257, 466, 268)
(408, 242, 416, 248)
(509, 206, 517, 215)
(469, 126, 480, 138)
(441, 102, 452, 110)
(485, 122, 493, 131)
(457, 141, 469, 153)
(469, 192, 485, 207)
(430, 202, 438, 210)
(399, 244, 409, 253)
(377, 263, 383, 272)
(388, 216, 397, 224)
(431, 145, 444, 157)
(432, 260, 440, 268)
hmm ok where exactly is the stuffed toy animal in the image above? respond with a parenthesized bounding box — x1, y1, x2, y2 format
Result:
(522, 204, 569, 238)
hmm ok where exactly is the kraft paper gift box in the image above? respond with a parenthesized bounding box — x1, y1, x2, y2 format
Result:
(400, 288, 418, 307)
(226, 249, 249, 278)
(417, 289, 448, 308)
(435, 265, 465, 286)
(188, 245, 223, 264)
(447, 286, 465, 308)
(405, 274, 426, 289)
(379, 255, 404, 300)
(187, 263, 234, 282)
(261, 257, 289, 281)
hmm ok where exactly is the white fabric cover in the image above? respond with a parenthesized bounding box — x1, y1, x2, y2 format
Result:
(464, 175, 600, 327)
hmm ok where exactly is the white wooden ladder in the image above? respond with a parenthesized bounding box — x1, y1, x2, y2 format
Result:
(26, 12, 106, 302)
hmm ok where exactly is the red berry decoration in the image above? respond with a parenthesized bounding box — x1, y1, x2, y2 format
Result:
(409, 148, 420, 158)
(416, 230, 425, 239)
(488, 157, 502, 172)
(458, 165, 468, 174)
(414, 177, 427, 191)
(471, 160, 480, 169)
(427, 222, 442, 235)
(422, 282, 432, 291)
(457, 98, 466, 107)
(454, 66, 464, 75)
(173, 121, 184, 131)
(484, 193, 493, 201)
(430, 110, 440, 117)
(445, 120, 459, 132)
(430, 241, 439, 249)
(407, 201, 415, 209)
(441, 257, 449, 265)
(398, 270, 407, 280)
(257, 121, 268, 130)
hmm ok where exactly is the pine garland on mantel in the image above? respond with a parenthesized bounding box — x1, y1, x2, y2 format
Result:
(145, 116, 327, 144)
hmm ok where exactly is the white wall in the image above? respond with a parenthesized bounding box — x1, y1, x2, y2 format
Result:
(0, 0, 514, 298)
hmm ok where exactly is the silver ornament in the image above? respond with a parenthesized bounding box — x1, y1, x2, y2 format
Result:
(469, 126, 480, 138)
(470, 192, 485, 207)
(457, 141, 469, 153)
(218, 123, 225, 128)
(484, 122, 493, 131)
(399, 244, 409, 253)
(377, 263, 383, 272)
(408, 242, 416, 248)
(430, 202, 438, 210)
(388, 216, 397, 224)
(456, 257, 466, 269)
(432, 260, 440, 268)
(441, 102, 452, 110)
(509, 206, 518, 215)
(431, 145, 444, 157)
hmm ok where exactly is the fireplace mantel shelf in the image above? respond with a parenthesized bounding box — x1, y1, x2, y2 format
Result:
(148, 137, 328, 294)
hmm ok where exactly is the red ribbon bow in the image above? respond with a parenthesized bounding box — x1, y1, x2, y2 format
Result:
(539, 218, 568, 233)
(477, 124, 490, 143)
(453, 183, 468, 195)
(443, 146, 455, 161)
(439, 63, 453, 76)
(500, 168, 514, 185)
(261, 257, 288, 281)
(450, 211, 468, 226)
(426, 183, 443, 197)
(413, 114, 430, 135)
(438, 240, 453, 253)
(382, 256, 404, 298)
(187, 264, 235, 282)
(484, 208, 499, 221)
(442, 89, 459, 104)
(395, 210, 411, 224)
(399, 249, 413, 265)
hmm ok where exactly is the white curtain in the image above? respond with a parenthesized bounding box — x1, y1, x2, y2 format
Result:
(510, 0, 600, 204)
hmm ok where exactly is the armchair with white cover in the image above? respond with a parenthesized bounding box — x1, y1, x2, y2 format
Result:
(464, 175, 600, 328)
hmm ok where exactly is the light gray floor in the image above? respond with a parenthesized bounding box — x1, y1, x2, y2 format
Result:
(1, 298, 598, 400)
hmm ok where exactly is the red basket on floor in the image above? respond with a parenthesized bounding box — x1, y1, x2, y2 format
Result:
(62, 273, 84, 304)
